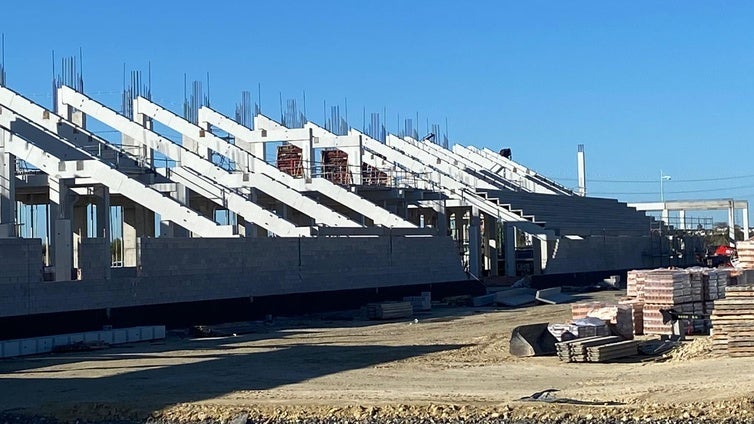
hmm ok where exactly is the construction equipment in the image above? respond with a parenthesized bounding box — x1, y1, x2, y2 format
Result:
(509, 323, 558, 357)
(660, 308, 710, 340)
(703, 245, 737, 267)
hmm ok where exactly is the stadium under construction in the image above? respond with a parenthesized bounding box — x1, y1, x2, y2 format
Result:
(0, 62, 741, 337)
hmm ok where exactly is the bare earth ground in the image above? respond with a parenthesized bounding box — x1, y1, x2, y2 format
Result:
(2, 290, 754, 422)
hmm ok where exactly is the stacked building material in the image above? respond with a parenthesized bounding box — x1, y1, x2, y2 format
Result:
(585, 340, 641, 362)
(322, 150, 350, 184)
(635, 267, 729, 335)
(571, 302, 634, 339)
(711, 286, 754, 357)
(737, 240, 754, 270)
(626, 270, 647, 299)
(642, 269, 690, 335)
(618, 298, 645, 335)
(555, 336, 622, 362)
(361, 163, 389, 186)
(365, 302, 413, 320)
(276, 144, 303, 177)
(403, 292, 432, 311)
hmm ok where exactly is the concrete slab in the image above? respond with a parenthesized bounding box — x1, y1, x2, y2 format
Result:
(535, 287, 574, 305)
(494, 288, 537, 307)
(472, 293, 497, 307)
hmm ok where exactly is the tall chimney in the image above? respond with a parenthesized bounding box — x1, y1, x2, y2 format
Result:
(577, 144, 586, 196)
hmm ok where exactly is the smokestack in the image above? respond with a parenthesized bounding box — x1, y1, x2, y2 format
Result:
(577, 144, 586, 196)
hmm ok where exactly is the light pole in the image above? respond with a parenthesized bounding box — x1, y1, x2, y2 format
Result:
(660, 170, 671, 202)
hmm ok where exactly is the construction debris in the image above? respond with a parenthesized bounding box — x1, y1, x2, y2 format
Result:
(494, 288, 537, 307)
(535, 287, 573, 305)
(711, 286, 754, 357)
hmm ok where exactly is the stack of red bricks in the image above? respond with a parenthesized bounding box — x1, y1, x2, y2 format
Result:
(711, 286, 754, 357)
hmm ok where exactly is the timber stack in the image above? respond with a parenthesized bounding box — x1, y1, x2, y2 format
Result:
(711, 286, 754, 357)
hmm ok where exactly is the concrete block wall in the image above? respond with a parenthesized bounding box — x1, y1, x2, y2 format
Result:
(80, 238, 111, 280)
(0, 235, 468, 318)
(0, 238, 42, 285)
(0, 325, 165, 358)
(544, 235, 652, 274)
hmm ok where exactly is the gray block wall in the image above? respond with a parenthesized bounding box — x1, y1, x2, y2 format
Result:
(0, 235, 469, 318)
(543, 235, 652, 274)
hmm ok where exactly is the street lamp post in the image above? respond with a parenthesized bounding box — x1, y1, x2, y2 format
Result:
(660, 170, 671, 202)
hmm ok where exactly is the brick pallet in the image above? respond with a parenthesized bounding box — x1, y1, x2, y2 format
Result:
(711, 286, 754, 357)
(630, 267, 728, 335)
(626, 270, 647, 299)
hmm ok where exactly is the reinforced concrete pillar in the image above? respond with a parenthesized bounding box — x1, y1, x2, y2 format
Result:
(49, 177, 76, 281)
(160, 183, 190, 237)
(56, 95, 86, 128)
(125, 108, 154, 167)
(0, 129, 16, 237)
(72, 203, 87, 270)
(728, 201, 736, 243)
(303, 128, 315, 182)
(661, 208, 669, 226)
(93, 185, 110, 239)
(743, 206, 750, 240)
(504, 222, 516, 277)
(483, 214, 498, 276)
(678, 210, 686, 231)
(431, 198, 448, 236)
(468, 207, 481, 278)
(347, 136, 363, 185)
(123, 203, 155, 267)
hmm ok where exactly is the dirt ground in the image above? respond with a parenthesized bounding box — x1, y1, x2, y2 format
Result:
(2, 289, 754, 422)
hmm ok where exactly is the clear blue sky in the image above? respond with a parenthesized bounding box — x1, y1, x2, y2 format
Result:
(3, 1, 754, 223)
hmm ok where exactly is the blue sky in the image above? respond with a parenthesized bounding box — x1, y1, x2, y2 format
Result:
(3, 1, 754, 223)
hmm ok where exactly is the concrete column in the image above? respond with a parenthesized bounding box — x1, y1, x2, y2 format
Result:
(504, 222, 516, 277)
(678, 210, 686, 231)
(125, 109, 154, 167)
(49, 178, 76, 281)
(162, 183, 190, 237)
(123, 203, 155, 267)
(0, 129, 16, 237)
(728, 201, 736, 243)
(661, 208, 669, 226)
(743, 207, 750, 240)
(72, 203, 87, 270)
(431, 198, 448, 237)
(468, 207, 481, 278)
(303, 128, 315, 182)
(484, 214, 498, 276)
(93, 185, 110, 239)
(56, 96, 86, 128)
(532, 237, 549, 274)
(348, 136, 363, 185)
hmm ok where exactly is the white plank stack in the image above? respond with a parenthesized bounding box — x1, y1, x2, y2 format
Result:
(711, 286, 754, 357)
(737, 240, 754, 270)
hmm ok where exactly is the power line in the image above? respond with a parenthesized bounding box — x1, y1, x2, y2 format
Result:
(590, 183, 754, 196)
(555, 174, 754, 183)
